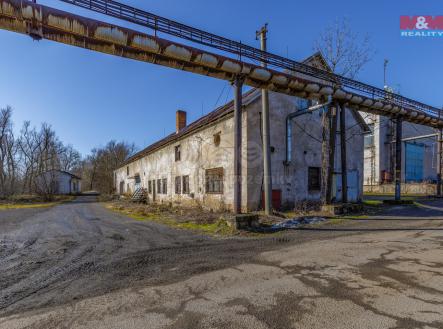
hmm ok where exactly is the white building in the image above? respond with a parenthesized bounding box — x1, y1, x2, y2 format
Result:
(363, 114, 438, 188)
(114, 55, 369, 211)
(37, 170, 82, 195)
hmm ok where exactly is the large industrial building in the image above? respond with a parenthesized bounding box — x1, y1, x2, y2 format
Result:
(114, 55, 370, 211)
(363, 114, 438, 191)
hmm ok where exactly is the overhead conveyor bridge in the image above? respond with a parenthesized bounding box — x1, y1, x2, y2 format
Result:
(0, 0, 442, 128)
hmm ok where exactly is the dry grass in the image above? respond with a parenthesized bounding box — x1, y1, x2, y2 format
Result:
(0, 195, 74, 210)
(106, 200, 236, 236)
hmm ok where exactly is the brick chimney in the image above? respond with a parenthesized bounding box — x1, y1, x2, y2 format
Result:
(176, 110, 187, 133)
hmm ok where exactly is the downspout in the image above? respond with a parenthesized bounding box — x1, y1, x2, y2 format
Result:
(284, 100, 332, 166)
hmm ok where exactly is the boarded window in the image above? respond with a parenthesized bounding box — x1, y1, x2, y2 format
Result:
(205, 168, 224, 194)
(308, 167, 321, 191)
(175, 145, 181, 161)
(175, 176, 182, 194)
(148, 180, 152, 194)
(157, 179, 161, 194)
(183, 175, 190, 194)
(162, 178, 167, 194)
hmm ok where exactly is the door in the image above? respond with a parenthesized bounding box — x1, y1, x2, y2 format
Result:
(334, 170, 359, 203)
(119, 181, 124, 195)
(261, 189, 282, 210)
(347, 170, 358, 202)
(405, 142, 424, 182)
(134, 175, 141, 190)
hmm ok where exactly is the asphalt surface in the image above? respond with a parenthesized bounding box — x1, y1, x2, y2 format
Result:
(1, 196, 443, 328)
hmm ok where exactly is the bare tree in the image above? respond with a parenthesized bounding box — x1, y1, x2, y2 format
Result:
(59, 144, 81, 172)
(0, 107, 17, 197)
(314, 18, 374, 79)
(313, 18, 375, 204)
(81, 141, 135, 194)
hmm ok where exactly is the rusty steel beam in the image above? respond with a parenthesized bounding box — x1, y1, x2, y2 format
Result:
(1, 0, 442, 128)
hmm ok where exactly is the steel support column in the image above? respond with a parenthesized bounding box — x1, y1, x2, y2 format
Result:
(339, 103, 348, 203)
(233, 76, 244, 214)
(395, 117, 403, 201)
(326, 104, 337, 204)
(257, 24, 272, 215)
(437, 128, 442, 197)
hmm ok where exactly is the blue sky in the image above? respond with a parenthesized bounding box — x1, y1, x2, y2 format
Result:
(0, 0, 442, 155)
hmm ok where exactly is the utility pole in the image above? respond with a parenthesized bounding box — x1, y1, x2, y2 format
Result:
(338, 102, 348, 203)
(326, 104, 337, 204)
(437, 108, 442, 197)
(394, 116, 403, 201)
(256, 24, 272, 215)
(437, 128, 442, 197)
(232, 76, 244, 214)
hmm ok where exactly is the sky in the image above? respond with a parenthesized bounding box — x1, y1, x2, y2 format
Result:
(0, 0, 442, 156)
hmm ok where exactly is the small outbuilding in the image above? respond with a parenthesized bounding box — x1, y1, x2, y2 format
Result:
(36, 170, 82, 195)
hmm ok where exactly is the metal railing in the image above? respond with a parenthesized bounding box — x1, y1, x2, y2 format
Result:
(58, 0, 441, 117)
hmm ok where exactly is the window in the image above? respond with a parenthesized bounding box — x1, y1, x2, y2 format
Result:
(308, 167, 321, 191)
(157, 179, 161, 194)
(175, 176, 182, 194)
(127, 166, 129, 176)
(213, 133, 221, 147)
(205, 168, 224, 194)
(162, 178, 167, 194)
(134, 175, 141, 184)
(148, 181, 152, 194)
(183, 175, 190, 194)
(364, 123, 375, 148)
(175, 145, 181, 161)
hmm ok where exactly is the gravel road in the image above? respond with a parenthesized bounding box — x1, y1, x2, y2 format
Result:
(1, 196, 443, 328)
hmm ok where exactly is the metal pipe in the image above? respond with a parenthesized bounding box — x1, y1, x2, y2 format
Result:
(233, 76, 244, 214)
(395, 117, 403, 201)
(58, 0, 443, 120)
(285, 100, 331, 165)
(256, 24, 272, 216)
(1, 0, 443, 128)
(389, 133, 438, 143)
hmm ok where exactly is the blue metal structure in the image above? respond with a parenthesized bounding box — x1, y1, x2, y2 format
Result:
(405, 142, 424, 182)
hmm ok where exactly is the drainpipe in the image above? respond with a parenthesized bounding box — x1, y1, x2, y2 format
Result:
(284, 100, 331, 166)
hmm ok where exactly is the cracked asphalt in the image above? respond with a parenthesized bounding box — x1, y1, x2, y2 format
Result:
(1, 196, 443, 328)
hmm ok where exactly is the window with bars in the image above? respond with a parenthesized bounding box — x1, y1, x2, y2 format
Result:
(175, 176, 182, 194)
(162, 178, 167, 194)
(205, 168, 224, 194)
(182, 175, 190, 194)
(157, 179, 161, 194)
(308, 167, 321, 191)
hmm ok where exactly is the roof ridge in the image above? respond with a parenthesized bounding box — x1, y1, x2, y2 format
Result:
(122, 88, 259, 166)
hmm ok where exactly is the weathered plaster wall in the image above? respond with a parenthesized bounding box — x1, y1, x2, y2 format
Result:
(114, 109, 249, 211)
(116, 91, 365, 211)
(247, 92, 364, 210)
